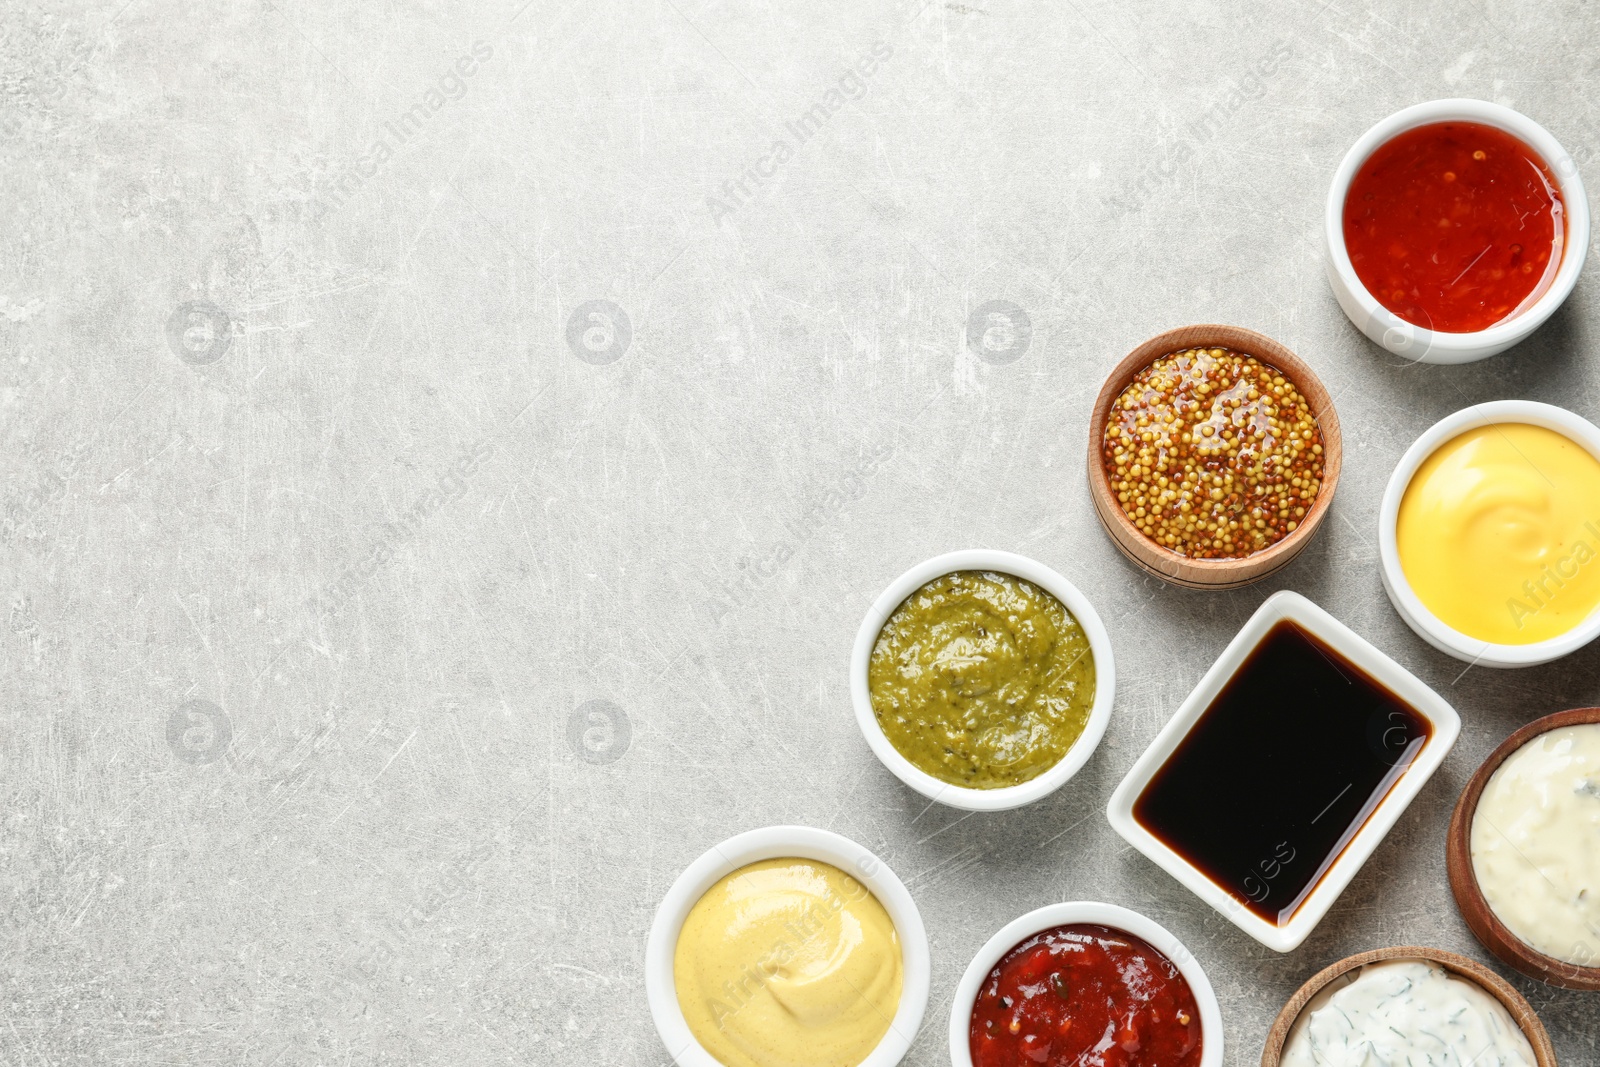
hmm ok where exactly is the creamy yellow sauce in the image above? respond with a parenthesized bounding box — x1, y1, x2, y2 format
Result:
(1397, 423, 1600, 644)
(1471, 723, 1600, 966)
(674, 858, 902, 1067)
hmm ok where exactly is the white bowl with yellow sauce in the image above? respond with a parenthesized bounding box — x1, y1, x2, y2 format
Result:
(1379, 400, 1600, 667)
(645, 825, 931, 1067)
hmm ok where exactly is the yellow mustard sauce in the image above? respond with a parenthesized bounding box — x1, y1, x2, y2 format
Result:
(1397, 423, 1600, 644)
(673, 858, 902, 1067)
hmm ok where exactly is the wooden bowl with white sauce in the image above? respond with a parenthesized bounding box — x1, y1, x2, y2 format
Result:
(1259, 945, 1556, 1067)
(1447, 706, 1600, 990)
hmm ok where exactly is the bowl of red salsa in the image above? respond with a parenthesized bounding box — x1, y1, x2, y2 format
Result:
(950, 901, 1222, 1067)
(1325, 99, 1589, 364)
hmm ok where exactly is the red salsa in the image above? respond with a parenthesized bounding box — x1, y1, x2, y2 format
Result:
(1343, 121, 1565, 333)
(969, 924, 1202, 1067)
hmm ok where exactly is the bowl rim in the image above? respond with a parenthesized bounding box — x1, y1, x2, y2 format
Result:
(643, 825, 932, 1067)
(1445, 705, 1600, 990)
(1106, 590, 1461, 953)
(1377, 399, 1600, 667)
(946, 900, 1224, 1067)
(1324, 98, 1591, 360)
(1085, 324, 1343, 589)
(1258, 945, 1558, 1067)
(849, 549, 1117, 811)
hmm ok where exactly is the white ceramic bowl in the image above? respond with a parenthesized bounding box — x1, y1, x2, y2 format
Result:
(1379, 400, 1600, 667)
(1106, 591, 1460, 953)
(851, 550, 1116, 812)
(1325, 99, 1589, 364)
(645, 825, 931, 1067)
(947, 901, 1224, 1067)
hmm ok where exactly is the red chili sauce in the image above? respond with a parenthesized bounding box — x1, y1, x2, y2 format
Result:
(1343, 121, 1565, 333)
(969, 924, 1202, 1067)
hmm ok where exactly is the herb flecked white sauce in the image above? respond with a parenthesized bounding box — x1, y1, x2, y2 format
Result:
(1281, 960, 1535, 1067)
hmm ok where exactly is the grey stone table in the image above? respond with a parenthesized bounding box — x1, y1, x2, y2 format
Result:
(3, 0, 1597, 1063)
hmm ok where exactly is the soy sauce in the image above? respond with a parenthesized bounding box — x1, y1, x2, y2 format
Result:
(1132, 620, 1432, 926)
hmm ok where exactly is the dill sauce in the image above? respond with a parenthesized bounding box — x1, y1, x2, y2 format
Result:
(1282, 960, 1536, 1067)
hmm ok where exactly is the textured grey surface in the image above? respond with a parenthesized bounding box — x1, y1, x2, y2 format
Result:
(3, 0, 1599, 1064)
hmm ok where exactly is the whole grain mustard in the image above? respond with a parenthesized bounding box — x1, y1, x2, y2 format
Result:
(1102, 347, 1325, 559)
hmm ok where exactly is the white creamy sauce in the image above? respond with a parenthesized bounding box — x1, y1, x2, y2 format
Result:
(1471, 722, 1600, 966)
(1281, 960, 1536, 1067)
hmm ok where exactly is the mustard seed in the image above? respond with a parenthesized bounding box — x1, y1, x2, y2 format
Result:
(1103, 347, 1325, 559)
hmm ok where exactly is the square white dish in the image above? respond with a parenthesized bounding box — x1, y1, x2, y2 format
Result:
(1106, 590, 1460, 952)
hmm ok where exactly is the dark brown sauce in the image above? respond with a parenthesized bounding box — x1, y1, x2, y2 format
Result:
(1132, 619, 1432, 926)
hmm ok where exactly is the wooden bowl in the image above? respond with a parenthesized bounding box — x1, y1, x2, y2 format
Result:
(1447, 706, 1600, 990)
(1259, 945, 1557, 1067)
(1087, 325, 1343, 589)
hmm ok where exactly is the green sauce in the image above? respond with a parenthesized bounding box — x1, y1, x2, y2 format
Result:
(868, 570, 1096, 789)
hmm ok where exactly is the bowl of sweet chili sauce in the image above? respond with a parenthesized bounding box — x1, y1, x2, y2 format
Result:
(1326, 99, 1589, 364)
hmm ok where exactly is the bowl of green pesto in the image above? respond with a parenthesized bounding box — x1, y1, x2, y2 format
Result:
(852, 550, 1116, 811)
